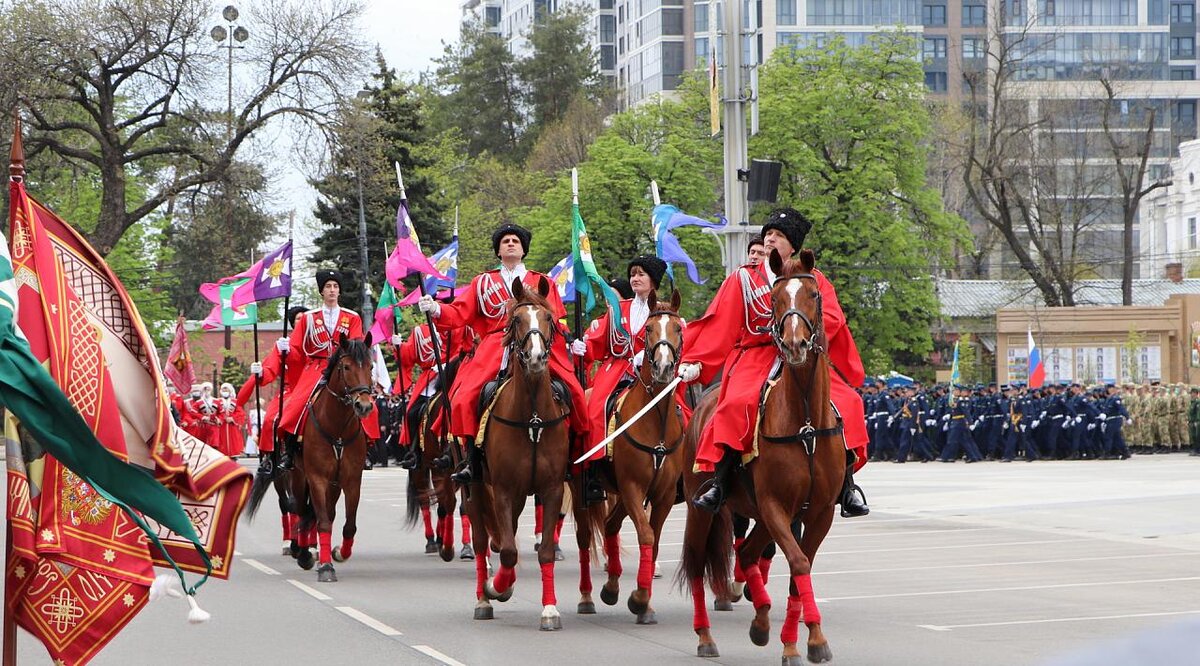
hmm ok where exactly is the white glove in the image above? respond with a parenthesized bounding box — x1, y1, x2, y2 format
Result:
(1039, 411, 1047, 419)
(570, 339, 587, 357)
(677, 362, 701, 383)
(417, 295, 440, 316)
(391, 333, 404, 346)
(1020, 425, 1027, 432)
(1087, 423, 1095, 431)
(1074, 415, 1083, 425)
(1100, 424, 1107, 433)
(909, 428, 916, 436)
(1126, 418, 1133, 426)
(249, 362, 263, 376)
(968, 424, 976, 431)
(275, 338, 289, 353)
(1061, 420, 1070, 430)
(631, 350, 644, 367)
(941, 414, 950, 421)
(1031, 420, 1040, 429)
(887, 417, 894, 426)
(925, 419, 935, 427)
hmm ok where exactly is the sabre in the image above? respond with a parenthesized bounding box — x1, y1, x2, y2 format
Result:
(573, 376, 683, 464)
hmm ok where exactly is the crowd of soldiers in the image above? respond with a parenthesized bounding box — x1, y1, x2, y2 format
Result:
(860, 380, 1200, 464)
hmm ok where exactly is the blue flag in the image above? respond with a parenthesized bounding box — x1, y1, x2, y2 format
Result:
(422, 238, 459, 295)
(652, 204, 727, 285)
(548, 254, 575, 303)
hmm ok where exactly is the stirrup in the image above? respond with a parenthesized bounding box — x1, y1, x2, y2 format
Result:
(691, 481, 725, 514)
(839, 484, 869, 518)
(430, 454, 453, 470)
(450, 464, 474, 485)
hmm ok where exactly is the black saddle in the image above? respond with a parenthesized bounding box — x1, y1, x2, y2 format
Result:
(477, 373, 573, 418)
(604, 376, 638, 426)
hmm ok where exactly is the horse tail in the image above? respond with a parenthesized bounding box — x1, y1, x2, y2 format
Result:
(405, 467, 424, 529)
(243, 465, 275, 522)
(674, 508, 732, 599)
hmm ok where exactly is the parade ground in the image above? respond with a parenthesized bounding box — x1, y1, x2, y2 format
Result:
(8, 455, 1198, 666)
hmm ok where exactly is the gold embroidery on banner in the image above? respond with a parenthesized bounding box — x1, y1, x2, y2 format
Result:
(60, 468, 114, 526)
(40, 588, 85, 634)
(65, 300, 103, 420)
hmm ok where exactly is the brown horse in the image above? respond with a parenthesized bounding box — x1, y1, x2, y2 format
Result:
(573, 289, 686, 625)
(465, 276, 571, 631)
(679, 249, 843, 664)
(291, 334, 376, 583)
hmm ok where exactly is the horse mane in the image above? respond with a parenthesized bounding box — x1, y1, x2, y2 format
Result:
(501, 287, 553, 349)
(322, 337, 372, 382)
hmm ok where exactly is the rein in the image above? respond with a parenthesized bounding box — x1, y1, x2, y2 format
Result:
(308, 346, 371, 485)
(622, 309, 685, 507)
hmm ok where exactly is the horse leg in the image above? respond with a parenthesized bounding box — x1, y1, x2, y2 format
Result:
(468, 489, 494, 620)
(757, 498, 813, 661)
(572, 485, 596, 614)
(600, 501, 627, 606)
(739, 522, 774, 607)
(334, 470, 361, 563)
(440, 502, 456, 561)
(620, 480, 656, 623)
(483, 486, 519, 602)
(632, 490, 674, 625)
(306, 469, 337, 583)
(795, 507, 836, 664)
(683, 506, 719, 658)
(536, 483, 564, 631)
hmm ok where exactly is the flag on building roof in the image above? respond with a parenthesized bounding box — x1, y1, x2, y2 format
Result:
(652, 204, 726, 285)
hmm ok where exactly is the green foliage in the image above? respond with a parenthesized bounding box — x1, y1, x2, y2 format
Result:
(516, 3, 602, 142)
(429, 21, 524, 159)
(956, 335, 980, 385)
(1124, 326, 1145, 383)
(752, 33, 969, 367)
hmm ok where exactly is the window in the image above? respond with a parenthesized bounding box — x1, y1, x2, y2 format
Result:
(922, 4, 947, 25)
(1172, 2, 1195, 22)
(662, 8, 684, 35)
(778, 0, 798, 24)
(695, 36, 710, 65)
(963, 4, 986, 25)
(1189, 218, 1197, 249)
(600, 0, 614, 8)
(662, 41, 685, 88)
(925, 71, 948, 91)
(1043, 0, 1055, 16)
(1172, 36, 1195, 57)
(963, 37, 984, 58)
(601, 44, 616, 70)
(924, 37, 948, 60)
(1171, 66, 1196, 79)
(695, 3, 709, 32)
(1175, 100, 1197, 124)
(600, 15, 616, 43)
(485, 6, 501, 27)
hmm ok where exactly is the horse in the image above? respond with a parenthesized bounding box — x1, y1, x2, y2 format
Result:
(678, 249, 844, 664)
(290, 334, 376, 583)
(465, 276, 571, 631)
(572, 289, 687, 626)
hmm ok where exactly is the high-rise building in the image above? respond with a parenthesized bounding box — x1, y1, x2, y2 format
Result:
(460, 1, 618, 83)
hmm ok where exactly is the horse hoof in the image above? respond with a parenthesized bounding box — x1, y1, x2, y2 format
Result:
(474, 604, 494, 621)
(577, 601, 596, 615)
(289, 541, 301, 558)
(533, 541, 540, 553)
(425, 537, 438, 554)
(713, 599, 734, 612)
(627, 595, 648, 616)
(296, 549, 315, 571)
(440, 545, 455, 562)
(807, 643, 833, 663)
(600, 584, 618, 606)
(540, 615, 563, 631)
(332, 546, 346, 563)
(749, 623, 770, 647)
(731, 581, 745, 602)
(697, 643, 720, 658)
(636, 610, 657, 625)
(653, 562, 663, 579)
(484, 581, 514, 602)
(316, 564, 337, 583)
(782, 656, 805, 666)
(554, 545, 565, 561)
(459, 544, 475, 560)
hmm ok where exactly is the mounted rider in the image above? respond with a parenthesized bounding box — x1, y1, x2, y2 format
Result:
(675, 208, 870, 516)
(236, 305, 308, 455)
(391, 319, 474, 470)
(417, 223, 590, 487)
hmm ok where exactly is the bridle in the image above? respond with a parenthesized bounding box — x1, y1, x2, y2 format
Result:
(507, 303, 557, 369)
(769, 273, 823, 361)
(638, 309, 683, 389)
(310, 344, 373, 467)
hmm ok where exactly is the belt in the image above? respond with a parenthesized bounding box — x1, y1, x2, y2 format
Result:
(874, 411, 889, 416)
(1051, 415, 1064, 420)
(952, 415, 965, 420)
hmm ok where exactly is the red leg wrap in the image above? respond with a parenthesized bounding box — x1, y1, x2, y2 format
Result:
(690, 577, 711, 631)
(317, 531, 332, 564)
(339, 537, 354, 560)
(745, 560, 771, 610)
(461, 515, 472, 544)
(492, 564, 517, 594)
(792, 574, 821, 625)
(636, 544, 654, 593)
(579, 549, 593, 594)
(475, 553, 487, 599)
(758, 556, 773, 581)
(554, 515, 565, 543)
(732, 537, 746, 583)
(535, 505, 544, 535)
(604, 534, 622, 577)
(540, 561, 557, 607)
(781, 595, 803, 644)
(422, 506, 434, 539)
(281, 514, 291, 541)
(443, 516, 455, 548)
(287, 513, 298, 541)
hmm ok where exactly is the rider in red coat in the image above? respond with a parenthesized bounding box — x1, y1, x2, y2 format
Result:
(677, 208, 870, 517)
(392, 322, 473, 470)
(237, 305, 307, 453)
(417, 224, 590, 488)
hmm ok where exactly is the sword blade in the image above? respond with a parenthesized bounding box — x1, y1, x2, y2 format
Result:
(573, 376, 683, 464)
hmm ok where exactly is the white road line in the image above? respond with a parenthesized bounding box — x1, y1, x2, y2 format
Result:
(413, 645, 467, 666)
(242, 558, 280, 576)
(336, 606, 403, 636)
(824, 527, 1000, 539)
(795, 552, 1196, 577)
(653, 537, 1087, 554)
(234, 550, 243, 556)
(287, 579, 333, 601)
(919, 609, 1200, 631)
(822, 576, 1200, 602)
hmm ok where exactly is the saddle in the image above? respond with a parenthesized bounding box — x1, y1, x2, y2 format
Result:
(476, 370, 572, 447)
(605, 376, 637, 427)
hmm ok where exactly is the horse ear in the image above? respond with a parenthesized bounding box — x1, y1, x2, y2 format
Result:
(363, 331, 373, 348)
(511, 278, 525, 300)
(537, 275, 551, 298)
(768, 248, 784, 277)
(671, 288, 682, 312)
(338, 332, 347, 347)
(800, 248, 816, 273)
(647, 289, 657, 311)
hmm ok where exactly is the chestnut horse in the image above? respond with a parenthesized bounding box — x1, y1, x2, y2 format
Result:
(679, 249, 843, 664)
(291, 334, 376, 583)
(573, 289, 686, 625)
(465, 276, 571, 631)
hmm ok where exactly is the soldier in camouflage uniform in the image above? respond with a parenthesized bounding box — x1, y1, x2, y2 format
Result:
(1174, 384, 1189, 450)
(1123, 384, 1140, 449)
(1152, 385, 1171, 452)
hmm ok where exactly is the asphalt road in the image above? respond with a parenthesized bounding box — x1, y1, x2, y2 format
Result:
(8, 454, 1200, 665)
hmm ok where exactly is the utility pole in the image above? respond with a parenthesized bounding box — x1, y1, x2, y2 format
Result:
(714, 0, 759, 275)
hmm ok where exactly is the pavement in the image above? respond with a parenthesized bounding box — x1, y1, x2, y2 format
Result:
(6, 454, 1200, 665)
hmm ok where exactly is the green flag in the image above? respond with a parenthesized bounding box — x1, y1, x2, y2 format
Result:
(221, 277, 257, 326)
(571, 203, 627, 335)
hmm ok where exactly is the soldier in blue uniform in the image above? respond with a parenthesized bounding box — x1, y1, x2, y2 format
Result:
(939, 384, 984, 462)
(1101, 384, 1132, 459)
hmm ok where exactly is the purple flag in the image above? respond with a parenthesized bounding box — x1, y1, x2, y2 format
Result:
(231, 240, 292, 308)
(386, 199, 447, 288)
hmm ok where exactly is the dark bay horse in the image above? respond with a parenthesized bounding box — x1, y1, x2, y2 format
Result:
(465, 276, 571, 631)
(291, 334, 376, 583)
(573, 289, 686, 625)
(679, 249, 843, 664)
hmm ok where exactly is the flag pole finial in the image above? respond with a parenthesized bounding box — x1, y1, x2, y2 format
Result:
(571, 168, 579, 205)
(395, 162, 406, 199)
(650, 180, 661, 206)
(10, 114, 25, 180)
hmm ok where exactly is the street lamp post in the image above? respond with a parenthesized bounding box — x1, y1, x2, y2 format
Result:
(211, 6, 249, 350)
(354, 90, 374, 323)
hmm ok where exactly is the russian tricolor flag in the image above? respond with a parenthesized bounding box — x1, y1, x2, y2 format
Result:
(1028, 328, 1045, 388)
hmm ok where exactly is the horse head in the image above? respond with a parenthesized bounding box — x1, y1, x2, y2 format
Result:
(505, 276, 556, 376)
(325, 332, 376, 418)
(769, 248, 823, 368)
(643, 288, 685, 385)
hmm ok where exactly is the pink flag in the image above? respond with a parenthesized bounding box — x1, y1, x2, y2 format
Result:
(164, 317, 195, 392)
(386, 199, 447, 288)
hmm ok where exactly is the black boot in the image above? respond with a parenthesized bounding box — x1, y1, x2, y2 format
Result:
(839, 449, 869, 518)
(451, 439, 478, 485)
(399, 445, 420, 470)
(692, 448, 739, 513)
(583, 464, 606, 504)
(278, 435, 297, 471)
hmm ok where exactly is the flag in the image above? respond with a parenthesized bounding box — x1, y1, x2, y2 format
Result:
(164, 316, 195, 392)
(708, 46, 720, 137)
(7, 163, 251, 587)
(386, 198, 447, 287)
(1028, 328, 1045, 389)
(367, 281, 405, 342)
(572, 203, 626, 335)
(548, 254, 575, 303)
(5, 167, 228, 665)
(422, 238, 459, 295)
(220, 278, 257, 326)
(229, 239, 292, 308)
(652, 204, 727, 285)
(949, 339, 961, 405)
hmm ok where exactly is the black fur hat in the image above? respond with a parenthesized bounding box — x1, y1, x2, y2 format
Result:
(627, 255, 668, 288)
(491, 224, 532, 258)
(761, 208, 813, 257)
(286, 305, 307, 327)
(315, 270, 344, 292)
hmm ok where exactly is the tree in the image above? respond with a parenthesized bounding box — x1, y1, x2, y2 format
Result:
(516, 3, 602, 143)
(429, 20, 523, 160)
(752, 33, 966, 366)
(2, 0, 366, 255)
(525, 93, 608, 175)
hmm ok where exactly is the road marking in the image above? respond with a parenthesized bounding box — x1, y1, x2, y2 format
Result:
(822, 576, 1200, 602)
(413, 645, 467, 666)
(793, 552, 1196, 577)
(824, 527, 1000, 539)
(287, 579, 332, 601)
(336, 606, 403, 636)
(919, 609, 1200, 631)
(242, 558, 280, 576)
(654, 537, 1086, 554)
